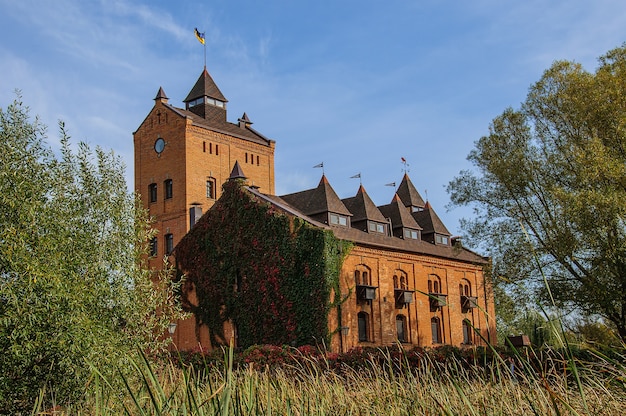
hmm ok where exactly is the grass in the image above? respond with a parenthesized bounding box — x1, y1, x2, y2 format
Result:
(31, 342, 626, 415)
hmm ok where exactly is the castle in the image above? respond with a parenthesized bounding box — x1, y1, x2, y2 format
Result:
(134, 68, 496, 352)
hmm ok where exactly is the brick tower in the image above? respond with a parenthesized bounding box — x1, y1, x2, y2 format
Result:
(133, 67, 276, 349)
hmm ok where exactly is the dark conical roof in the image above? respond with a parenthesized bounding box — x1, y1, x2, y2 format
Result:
(342, 185, 387, 223)
(154, 87, 168, 101)
(412, 202, 451, 236)
(184, 68, 228, 103)
(379, 194, 422, 232)
(280, 175, 352, 217)
(229, 161, 246, 180)
(396, 173, 425, 209)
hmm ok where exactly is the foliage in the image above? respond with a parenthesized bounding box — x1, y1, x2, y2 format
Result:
(175, 179, 351, 348)
(36, 342, 626, 415)
(448, 43, 626, 341)
(0, 96, 182, 412)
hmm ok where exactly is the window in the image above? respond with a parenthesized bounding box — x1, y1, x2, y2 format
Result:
(165, 233, 174, 255)
(164, 179, 173, 199)
(355, 265, 371, 286)
(206, 178, 216, 199)
(431, 317, 442, 344)
(404, 228, 419, 240)
(149, 183, 157, 203)
(215, 144, 219, 155)
(149, 237, 157, 257)
(396, 315, 407, 343)
(358, 312, 369, 342)
(256, 155, 260, 166)
(330, 213, 348, 226)
(435, 234, 449, 245)
(428, 275, 442, 294)
(245, 152, 248, 163)
(368, 221, 385, 234)
(463, 320, 473, 345)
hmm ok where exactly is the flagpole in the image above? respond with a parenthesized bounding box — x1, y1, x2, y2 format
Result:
(204, 41, 207, 68)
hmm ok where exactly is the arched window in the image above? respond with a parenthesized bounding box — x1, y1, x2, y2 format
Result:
(396, 315, 407, 343)
(429, 275, 442, 294)
(463, 319, 473, 345)
(358, 312, 369, 342)
(394, 270, 408, 289)
(355, 265, 371, 286)
(460, 280, 471, 297)
(431, 317, 442, 344)
(206, 177, 216, 199)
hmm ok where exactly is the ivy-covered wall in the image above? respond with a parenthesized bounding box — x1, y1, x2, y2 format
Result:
(175, 179, 351, 348)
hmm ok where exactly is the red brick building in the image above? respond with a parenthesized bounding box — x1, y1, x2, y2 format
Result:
(134, 68, 495, 352)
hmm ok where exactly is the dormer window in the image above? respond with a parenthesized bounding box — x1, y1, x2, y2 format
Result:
(404, 228, 419, 240)
(368, 221, 385, 234)
(329, 213, 348, 226)
(435, 234, 449, 245)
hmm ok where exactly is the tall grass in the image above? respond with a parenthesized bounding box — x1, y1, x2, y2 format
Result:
(31, 341, 626, 416)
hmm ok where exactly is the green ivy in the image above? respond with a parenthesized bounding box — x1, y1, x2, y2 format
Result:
(176, 179, 351, 348)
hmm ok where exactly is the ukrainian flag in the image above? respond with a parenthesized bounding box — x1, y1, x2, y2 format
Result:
(194, 28, 205, 45)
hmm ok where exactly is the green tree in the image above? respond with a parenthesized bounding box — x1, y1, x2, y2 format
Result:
(448, 44, 626, 342)
(0, 96, 181, 412)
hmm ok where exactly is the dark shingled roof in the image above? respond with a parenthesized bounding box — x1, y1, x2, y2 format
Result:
(184, 68, 228, 103)
(249, 188, 485, 265)
(160, 103, 273, 147)
(378, 193, 422, 232)
(412, 201, 452, 236)
(154, 87, 168, 101)
(229, 161, 246, 180)
(396, 173, 425, 209)
(342, 185, 388, 223)
(280, 175, 352, 217)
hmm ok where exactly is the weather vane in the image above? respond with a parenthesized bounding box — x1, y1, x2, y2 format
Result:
(401, 157, 409, 174)
(313, 162, 325, 175)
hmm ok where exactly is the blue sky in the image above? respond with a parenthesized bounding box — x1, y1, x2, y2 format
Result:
(1, 0, 624, 237)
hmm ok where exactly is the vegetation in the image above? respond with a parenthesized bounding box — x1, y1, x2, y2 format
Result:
(175, 179, 351, 348)
(31, 343, 626, 415)
(0, 96, 182, 413)
(448, 43, 626, 341)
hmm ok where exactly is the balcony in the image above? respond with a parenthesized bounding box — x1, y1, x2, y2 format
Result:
(461, 295, 478, 312)
(356, 284, 378, 302)
(429, 293, 447, 311)
(394, 289, 414, 308)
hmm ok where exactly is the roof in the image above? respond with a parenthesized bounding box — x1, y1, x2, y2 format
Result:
(412, 202, 452, 236)
(396, 173, 426, 209)
(184, 67, 228, 103)
(342, 185, 388, 223)
(160, 102, 274, 147)
(378, 194, 422, 231)
(280, 175, 352, 217)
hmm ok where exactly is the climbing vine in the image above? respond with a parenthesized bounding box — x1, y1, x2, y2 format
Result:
(175, 179, 351, 348)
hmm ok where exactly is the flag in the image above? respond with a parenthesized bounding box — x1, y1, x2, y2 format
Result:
(385, 182, 396, 187)
(350, 173, 361, 179)
(194, 28, 205, 45)
(313, 163, 324, 168)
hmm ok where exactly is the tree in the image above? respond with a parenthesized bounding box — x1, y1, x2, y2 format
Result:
(448, 44, 626, 342)
(0, 96, 181, 412)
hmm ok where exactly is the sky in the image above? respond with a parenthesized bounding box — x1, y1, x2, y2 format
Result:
(1, 0, 625, 238)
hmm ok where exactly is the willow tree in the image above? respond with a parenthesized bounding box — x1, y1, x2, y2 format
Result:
(0, 96, 181, 412)
(448, 44, 626, 341)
